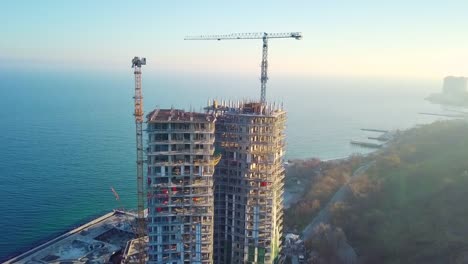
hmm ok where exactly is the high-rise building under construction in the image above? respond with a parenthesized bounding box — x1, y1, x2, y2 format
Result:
(207, 100, 286, 264)
(146, 109, 217, 264)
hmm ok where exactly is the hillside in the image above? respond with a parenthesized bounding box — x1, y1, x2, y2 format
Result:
(286, 120, 468, 264)
(284, 156, 364, 232)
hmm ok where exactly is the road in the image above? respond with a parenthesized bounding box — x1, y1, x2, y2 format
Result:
(302, 161, 375, 239)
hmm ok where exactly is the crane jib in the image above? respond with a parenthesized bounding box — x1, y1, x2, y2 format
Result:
(184, 32, 302, 103)
(185, 32, 302, 40)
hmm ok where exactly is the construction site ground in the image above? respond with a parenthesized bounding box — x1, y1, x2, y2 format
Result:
(5, 210, 137, 264)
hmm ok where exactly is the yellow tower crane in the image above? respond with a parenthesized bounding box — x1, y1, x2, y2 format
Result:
(131, 56, 147, 264)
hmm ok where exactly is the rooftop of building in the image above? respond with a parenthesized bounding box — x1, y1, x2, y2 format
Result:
(205, 99, 286, 117)
(5, 210, 139, 264)
(147, 109, 215, 123)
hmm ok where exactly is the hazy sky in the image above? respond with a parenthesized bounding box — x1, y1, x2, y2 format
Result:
(1, 0, 468, 79)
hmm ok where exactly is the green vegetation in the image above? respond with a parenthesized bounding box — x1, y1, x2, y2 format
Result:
(336, 120, 468, 263)
(322, 120, 468, 263)
(284, 155, 363, 231)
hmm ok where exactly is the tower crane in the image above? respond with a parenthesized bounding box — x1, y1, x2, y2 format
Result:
(185, 32, 302, 103)
(131, 56, 146, 237)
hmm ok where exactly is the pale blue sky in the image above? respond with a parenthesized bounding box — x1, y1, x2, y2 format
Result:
(1, 0, 468, 79)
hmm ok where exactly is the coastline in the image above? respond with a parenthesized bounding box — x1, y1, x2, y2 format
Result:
(283, 150, 380, 210)
(291, 119, 468, 263)
(283, 126, 400, 212)
(1, 210, 113, 262)
(4, 210, 138, 263)
(3, 126, 410, 262)
(3, 152, 379, 262)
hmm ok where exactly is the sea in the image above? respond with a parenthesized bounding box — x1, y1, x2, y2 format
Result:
(0, 69, 460, 260)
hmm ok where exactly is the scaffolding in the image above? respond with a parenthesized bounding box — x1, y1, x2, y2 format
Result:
(146, 109, 216, 264)
(207, 100, 286, 264)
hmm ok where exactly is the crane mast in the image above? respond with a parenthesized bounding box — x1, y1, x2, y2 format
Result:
(131, 56, 146, 237)
(260, 34, 268, 103)
(185, 32, 302, 103)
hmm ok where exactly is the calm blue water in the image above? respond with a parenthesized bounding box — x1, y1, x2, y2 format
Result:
(0, 70, 455, 259)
